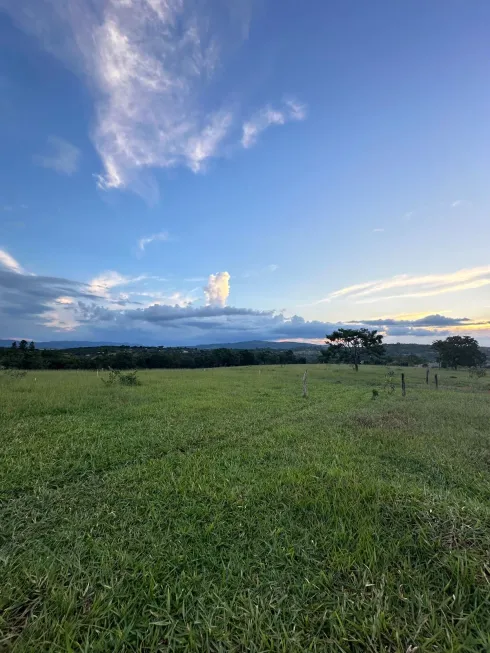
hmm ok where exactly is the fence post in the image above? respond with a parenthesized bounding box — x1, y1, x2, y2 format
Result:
(401, 373, 406, 396)
(435, 373, 438, 390)
(426, 368, 429, 385)
(302, 369, 308, 398)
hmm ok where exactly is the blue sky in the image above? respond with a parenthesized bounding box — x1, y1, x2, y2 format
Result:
(1, 0, 490, 346)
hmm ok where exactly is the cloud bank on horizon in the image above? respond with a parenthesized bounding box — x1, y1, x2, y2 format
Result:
(1, 248, 489, 346)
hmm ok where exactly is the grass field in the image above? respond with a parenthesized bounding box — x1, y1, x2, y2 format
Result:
(1, 365, 490, 652)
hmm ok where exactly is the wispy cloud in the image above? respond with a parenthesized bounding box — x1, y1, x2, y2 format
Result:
(241, 98, 307, 148)
(451, 199, 472, 209)
(88, 271, 147, 298)
(5, 2, 308, 199)
(373, 228, 384, 233)
(138, 231, 169, 253)
(0, 248, 25, 274)
(34, 136, 80, 175)
(242, 263, 279, 278)
(316, 265, 490, 304)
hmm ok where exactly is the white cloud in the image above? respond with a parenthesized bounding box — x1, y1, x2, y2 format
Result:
(0, 248, 25, 274)
(316, 265, 490, 304)
(241, 98, 307, 148)
(373, 228, 384, 232)
(204, 271, 230, 307)
(88, 271, 147, 298)
(34, 136, 80, 175)
(5, 0, 248, 196)
(55, 296, 75, 305)
(184, 111, 234, 173)
(138, 230, 169, 252)
(268, 264, 279, 272)
(5, 1, 308, 198)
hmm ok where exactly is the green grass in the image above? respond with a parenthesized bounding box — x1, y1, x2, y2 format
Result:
(1, 365, 490, 652)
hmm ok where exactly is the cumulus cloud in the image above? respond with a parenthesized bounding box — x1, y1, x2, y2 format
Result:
(34, 136, 80, 175)
(204, 271, 230, 307)
(0, 248, 25, 274)
(138, 231, 169, 253)
(241, 98, 307, 148)
(317, 265, 490, 304)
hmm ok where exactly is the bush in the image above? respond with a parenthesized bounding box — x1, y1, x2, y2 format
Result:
(119, 371, 140, 386)
(101, 369, 140, 386)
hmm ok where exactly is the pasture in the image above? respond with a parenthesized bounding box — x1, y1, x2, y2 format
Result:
(1, 365, 490, 651)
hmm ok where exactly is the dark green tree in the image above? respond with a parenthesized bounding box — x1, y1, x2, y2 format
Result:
(11, 341, 17, 350)
(432, 336, 486, 370)
(323, 328, 385, 371)
(19, 340, 28, 351)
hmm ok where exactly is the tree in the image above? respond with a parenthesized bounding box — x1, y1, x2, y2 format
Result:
(323, 328, 385, 371)
(432, 336, 486, 370)
(19, 340, 28, 351)
(28, 341, 36, 351)
(11, 341, 17, 350)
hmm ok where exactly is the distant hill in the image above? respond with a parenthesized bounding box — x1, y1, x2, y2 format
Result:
(0, 339, 322, 351)
(193, 340, 323, 350)
(0, 340, 132, 350)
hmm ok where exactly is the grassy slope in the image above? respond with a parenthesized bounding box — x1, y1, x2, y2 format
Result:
(1, 366, 490, 652)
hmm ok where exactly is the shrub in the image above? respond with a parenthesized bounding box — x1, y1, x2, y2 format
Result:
(119, 371, 140, 386)
(101, 369, 140, 386)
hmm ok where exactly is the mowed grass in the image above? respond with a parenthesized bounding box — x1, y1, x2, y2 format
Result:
(1, 365, 490, 652)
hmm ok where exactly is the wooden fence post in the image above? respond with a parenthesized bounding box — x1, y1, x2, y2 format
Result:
(426, 368, 429, 385)
(302, 370, 308, 398)
(435, 373, 438, 390)
(401, 373, 406, 396)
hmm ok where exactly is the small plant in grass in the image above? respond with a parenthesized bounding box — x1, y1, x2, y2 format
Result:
(371, 389, 379, 400)
(101, 369, 120, 385)
(3, 369, 27, 379)
(469, 367, 486, 379)
(384, 369, 395, 394)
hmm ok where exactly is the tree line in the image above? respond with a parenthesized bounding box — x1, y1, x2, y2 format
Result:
(0, 341, 301, 370)
(1, 333, 486, 371)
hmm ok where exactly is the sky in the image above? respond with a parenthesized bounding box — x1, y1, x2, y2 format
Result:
(1, 0, 490, 347)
